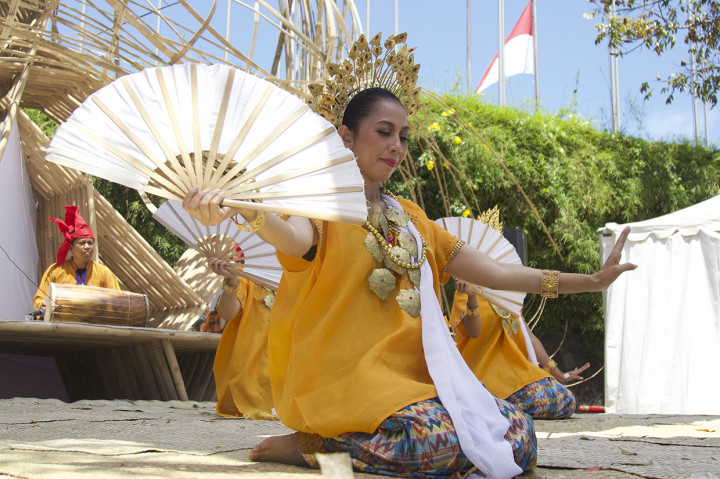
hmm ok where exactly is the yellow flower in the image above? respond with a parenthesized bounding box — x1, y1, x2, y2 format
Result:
(453, 136, 462, 144)
(429, 122, 441, 131)
(427, 160, 435, 171)
(462, 209, 471, 217)
(441, 111, 449, 117)
(449, 108, 456, 115)
(483, 144, 490, 150)
(443, 162, 449, 169)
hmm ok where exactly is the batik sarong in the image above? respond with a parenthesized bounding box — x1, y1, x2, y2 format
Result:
(506, 376, 576, 419)
(299, 396, 536, 478)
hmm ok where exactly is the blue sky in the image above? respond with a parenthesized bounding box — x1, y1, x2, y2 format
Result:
(354, 0, 717, 145)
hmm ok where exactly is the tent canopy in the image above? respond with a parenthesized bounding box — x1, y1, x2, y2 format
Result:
(601, 194, 720, 415)
(602, 194, 720, 240)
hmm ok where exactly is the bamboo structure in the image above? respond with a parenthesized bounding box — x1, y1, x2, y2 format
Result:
(0, 0, 363, 125)
(0, 0, 366, 402)
(1, 0, 367, 327)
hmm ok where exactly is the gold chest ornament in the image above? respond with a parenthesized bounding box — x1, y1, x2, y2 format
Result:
(364, 201, 427, 318)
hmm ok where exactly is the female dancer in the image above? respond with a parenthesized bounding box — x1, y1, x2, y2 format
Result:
(183, 33, 634, 479)
(451, 279, 589, 419)
(207, 257, 275, 418)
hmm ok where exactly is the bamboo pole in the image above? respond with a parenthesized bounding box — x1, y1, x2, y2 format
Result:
(161, 339, 189, 401)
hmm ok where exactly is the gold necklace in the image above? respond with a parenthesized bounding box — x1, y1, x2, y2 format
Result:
(363, 196, 427, 317)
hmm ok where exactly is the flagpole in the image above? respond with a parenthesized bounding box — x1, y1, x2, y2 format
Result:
(394, 0, 399, 36)
(224, 0, 231, 63)
(703, 56, 710, 147)
(609, 0, 621, 132)
(366, 0, 370, 35)
(688, 1, 700, 145)
(498, 0, 506, 106)
(532, 0, 539, 110)
(467, 0, 472, 94)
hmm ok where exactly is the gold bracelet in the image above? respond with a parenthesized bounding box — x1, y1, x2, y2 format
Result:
(466, 305, 481, 316)
(543, 358, 557, 373)
(540, 269, 560, 298)
(231, 210, 267, 233)
(221, 277, 239, 295)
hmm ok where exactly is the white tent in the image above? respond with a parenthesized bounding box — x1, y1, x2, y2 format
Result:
(600, 195, 720, 414)
(0, 117, 39, 320)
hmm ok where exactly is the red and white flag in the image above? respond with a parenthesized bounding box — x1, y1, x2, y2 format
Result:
(475, 1, 534, 94)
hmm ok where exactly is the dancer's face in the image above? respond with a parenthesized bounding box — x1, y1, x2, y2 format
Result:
(340, 99, 409, 184)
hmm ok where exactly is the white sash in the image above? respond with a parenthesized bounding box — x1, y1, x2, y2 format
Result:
(519, 315, 539, 365)
(384, 195, 521, 479)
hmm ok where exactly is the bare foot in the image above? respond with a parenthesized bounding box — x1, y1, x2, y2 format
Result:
(248, 432, 307, 467)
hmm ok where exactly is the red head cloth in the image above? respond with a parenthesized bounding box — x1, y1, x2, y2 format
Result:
(49, 205, 95, 266)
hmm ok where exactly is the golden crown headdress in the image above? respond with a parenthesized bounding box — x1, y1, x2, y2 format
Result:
(307, 32, 422, 127)
(478, 206, 504, 233)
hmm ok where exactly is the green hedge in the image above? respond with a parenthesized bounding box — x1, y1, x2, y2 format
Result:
(389, 95, 719, 358)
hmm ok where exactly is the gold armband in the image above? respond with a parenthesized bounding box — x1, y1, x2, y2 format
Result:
(466, 305, 481, 317)
(543, 359, 557, 373)
(232, 210, 267, 232)
(541, 269, 560, 299)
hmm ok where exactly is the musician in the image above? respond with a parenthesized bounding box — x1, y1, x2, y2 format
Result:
(33, 205, 120, 311)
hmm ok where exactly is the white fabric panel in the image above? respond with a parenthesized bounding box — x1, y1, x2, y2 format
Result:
(604, 195, 720, 240)
(0, 118, 39, 320)
(601, 223, 720, 414)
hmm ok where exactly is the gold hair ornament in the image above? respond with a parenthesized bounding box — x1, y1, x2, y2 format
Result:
(307, 32, 422, 126)
(477, 205, 503, 233)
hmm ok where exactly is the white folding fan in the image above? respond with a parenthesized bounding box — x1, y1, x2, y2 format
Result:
(45, 63, 367, 225)
(435, 216, 527, 317)
(153, 199, 282, 291)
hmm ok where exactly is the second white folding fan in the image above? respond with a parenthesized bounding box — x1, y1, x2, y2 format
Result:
(153, 200, 282, 291)
(46, 63, 367, 224)
(435, 216, 526, 317)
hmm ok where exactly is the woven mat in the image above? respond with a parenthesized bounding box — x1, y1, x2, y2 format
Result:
(0, 398, 290, 456)
(536, 415, 720, 479)
(2, 399, 719, 478)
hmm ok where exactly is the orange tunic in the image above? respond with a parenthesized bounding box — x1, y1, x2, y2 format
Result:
(33, 260, 120, 310)
(214, 277, 274, 416)
(269, 198, 462, 438)
(449, 292, 550, 399)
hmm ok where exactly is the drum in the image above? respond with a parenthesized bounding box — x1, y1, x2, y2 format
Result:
(44, 283, 149, 327)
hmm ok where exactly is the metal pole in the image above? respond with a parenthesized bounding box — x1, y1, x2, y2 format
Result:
(467, 0, 471, 94)
(609, 0, 621, 132)
(394, 0, 399, 36)
(498, 0, 505, 106)
(224, 0, 232, 63)
(687, 1, 700, 145)
(532, 0, 539, 110)
(703, 100, 710, 147)
(691, 49, 700, 144)
(155, 0, 163, 62)
(702, 56, 710, 147)
(80, 0, 87, 51)
(366, 0, 371, 35)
